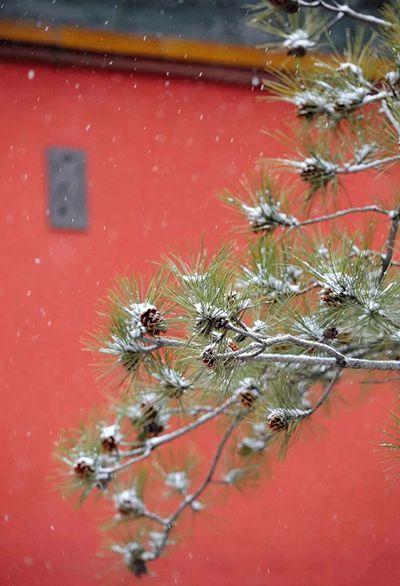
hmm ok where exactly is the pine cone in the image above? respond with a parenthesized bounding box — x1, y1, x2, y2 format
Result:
(300, 164, 324, 184)
(74, 456, 96, 478)
(322, 326, 339, 340)
(267, 414, 288, 432)
(139, 404, 164, 439)
(320, 286, 346, 307)
(287, 46, 307, 57)
(213, 315, 229, 330)
(298, 102, 319, 120)
(129, 558, 147, 577)
(140, 306, 166, 335)
(202, 345, 217, 368)
(269, 0, 299, 13)
(101, 435, 118, 453)
(300, 161, 335, 188)
(116, 490, 144, 517)
(117, 500, 133, 517)
(141, 419, 164, 438)
(125, 546, 148, 577)
(239, 385, 261, 408)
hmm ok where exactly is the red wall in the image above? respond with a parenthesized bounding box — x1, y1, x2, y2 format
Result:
(1, 59, 399, 586)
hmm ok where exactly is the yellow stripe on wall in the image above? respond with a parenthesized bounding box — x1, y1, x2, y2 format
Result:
(0, 19, 319, 71)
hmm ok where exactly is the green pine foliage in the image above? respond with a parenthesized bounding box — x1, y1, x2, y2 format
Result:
(56, 1, 400, 577)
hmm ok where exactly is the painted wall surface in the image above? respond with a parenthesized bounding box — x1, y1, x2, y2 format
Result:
(1, 59, 399, 586)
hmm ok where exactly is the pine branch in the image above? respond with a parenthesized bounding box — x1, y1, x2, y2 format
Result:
(381, 101, 400, 143)
(297, 0, 391, 28)
(281, 155, 400, 176)
(311, 368, 342, 412)
(141, 509, 169, 527)
(57, 3, 400, 576)
(147, 412, 243, 562)
(226, 324, 347, 363)
(340, 156, 400, 174)
(249, 353, 400, 371)
(293, 205, 391, 228)
(379, 207, 400, 281)
(104, 395, 238, 474)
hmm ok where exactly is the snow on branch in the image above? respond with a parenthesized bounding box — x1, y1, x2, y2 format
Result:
(56, 2, 400, 578)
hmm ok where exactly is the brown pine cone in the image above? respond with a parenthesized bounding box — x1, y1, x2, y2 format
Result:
(125, 546, 148, 577)
(129, 558, 147, 577)
(301, 164, 321, 182)
(202, 345, 217, 368)
(140, 306, 166, 335)
(300, 163, 333, 188)
(239, 389, 259, 408)
(269, 0, 299, 13)
(238, 381, 261, 408)
(267, 414, 288, 432)
(320, 286, 346, 307)
(322, 326, 339, 340)
(287, 46, 307, 57)
(140, 404, 164, 438)
(74, 456, 96, 478)
(101, 436, 118, 452)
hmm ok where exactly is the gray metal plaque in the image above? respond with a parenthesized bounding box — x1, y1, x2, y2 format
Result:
(48, 147, 88, 230)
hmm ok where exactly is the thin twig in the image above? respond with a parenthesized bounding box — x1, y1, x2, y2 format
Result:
(341, 156, 400, 174)
(381, 101, 400, 144)
(142, 508, 169, 526)
(249, 353, 400, 371)
(105, 395, 238, 474)
(297, 0, 391, 28)
(225, 327, 347, 364)
(108, 446, 152, 473)
(148, 412, 243, 561)
(294, 206, 391, 228)
(312, 368, 342, 413)
(279, 155, 400, 176)
(150, 396, 238, 448)
(380, 208, 400, 281)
